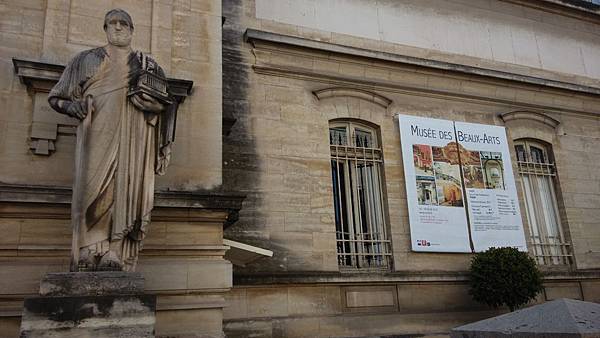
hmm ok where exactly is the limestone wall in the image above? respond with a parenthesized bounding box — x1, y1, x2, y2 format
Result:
(0, 1, 227, 336)
(0, 0, 223, 190)
(223, 279, 600, 337)
(222, 0, 600, 273)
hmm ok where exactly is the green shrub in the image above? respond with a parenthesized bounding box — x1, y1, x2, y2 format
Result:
(468, 247, 543, 311)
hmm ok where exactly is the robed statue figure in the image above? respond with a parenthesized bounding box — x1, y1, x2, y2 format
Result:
(48, 9, 177, 272)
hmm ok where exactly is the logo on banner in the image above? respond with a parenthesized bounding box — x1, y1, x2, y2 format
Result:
(416, 239, 431, 246)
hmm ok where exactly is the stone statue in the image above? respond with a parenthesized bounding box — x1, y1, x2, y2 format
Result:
(48, 9, 176, 272)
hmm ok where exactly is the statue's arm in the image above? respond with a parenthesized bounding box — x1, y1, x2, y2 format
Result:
(48, 97, 89, 120)
(48, 51, 97, 120)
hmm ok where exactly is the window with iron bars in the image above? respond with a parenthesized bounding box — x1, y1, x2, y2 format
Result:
(514, 140, 571, 265)
(329, 121, 392, 270)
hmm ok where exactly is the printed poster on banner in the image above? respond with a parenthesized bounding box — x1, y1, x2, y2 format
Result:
(454, 121, 527, 252)
(398, 115, 471, 252)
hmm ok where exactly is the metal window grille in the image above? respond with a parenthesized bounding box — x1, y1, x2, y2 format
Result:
(516, 143, 571, 265)
(329, 124, 392, 270)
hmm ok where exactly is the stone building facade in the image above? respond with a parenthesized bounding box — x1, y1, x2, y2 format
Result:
(1, 0, 600, 337)
(0, 1, 231, 337)
(220, 0, 600, 337)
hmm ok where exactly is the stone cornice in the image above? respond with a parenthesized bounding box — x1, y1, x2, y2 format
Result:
(12, 58, 194, 102)
(501, 0, 600, 23)
(232, 270, 600, 285)
(0, 184, 245, 227)
(244, 29, 600, 97)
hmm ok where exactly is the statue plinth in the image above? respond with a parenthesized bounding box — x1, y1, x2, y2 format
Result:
(19, 272, 156, 337)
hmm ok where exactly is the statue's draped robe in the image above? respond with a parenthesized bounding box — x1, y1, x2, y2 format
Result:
(49, 47, 168, 270)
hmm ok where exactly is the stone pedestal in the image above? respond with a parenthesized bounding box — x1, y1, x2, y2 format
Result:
(19, 272, 156, 338)
(1, 186, 245, 338)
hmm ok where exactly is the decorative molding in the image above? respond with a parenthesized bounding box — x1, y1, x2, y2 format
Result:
(313, 87, 392, 109)
(244, 29, 600, 97)
(12, 58, 194, 105)
(500, 110, 561, 130)
(12, 58, 194, 155)
(232, 271, 600, 285)
(154, 190, 245, 227)
(0, 184, 245, 227)
(167, 78, 194, 104)
(12, 59, 64, 92)
(253, 64, 595, 117)
(500, 0, 600, 24)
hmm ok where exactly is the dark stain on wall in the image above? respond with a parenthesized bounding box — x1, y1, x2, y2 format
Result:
(222, 0, 271, 271)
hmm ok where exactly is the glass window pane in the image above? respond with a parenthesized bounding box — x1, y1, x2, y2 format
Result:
(355, 129, 374, 148)
(530, 146, 545, 163)
(329, 127, 347, 145)
(515, 144, 527, 162)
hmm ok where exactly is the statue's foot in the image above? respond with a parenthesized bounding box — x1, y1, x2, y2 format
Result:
(77, 248, 98, 271)
(97, 251, 123, 271)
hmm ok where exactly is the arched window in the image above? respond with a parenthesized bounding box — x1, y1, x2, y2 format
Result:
(514, 139, 571, 265)
(329, 120, 391, 269)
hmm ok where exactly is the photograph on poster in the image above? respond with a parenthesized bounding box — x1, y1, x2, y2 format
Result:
(432, 144, 460, 165)
(413, 144, 434, 176)
(432, 146, 448, 163)
(463, 165, 485, 189)
(416, 176, 437, 205)
(433, 161, 463, 207)
(461, 149, 485, 189)
(481, 151, 505, 190)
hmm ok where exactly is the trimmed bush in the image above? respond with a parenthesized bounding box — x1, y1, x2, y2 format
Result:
(468, 247, 543, 311)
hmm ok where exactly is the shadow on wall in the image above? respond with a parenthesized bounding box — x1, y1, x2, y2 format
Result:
(222, 0, 281, 272)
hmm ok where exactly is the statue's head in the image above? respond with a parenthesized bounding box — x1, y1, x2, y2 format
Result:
(104, 9, 134, 47)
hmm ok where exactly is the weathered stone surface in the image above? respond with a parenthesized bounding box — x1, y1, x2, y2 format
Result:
(451, 298, 600, 338)
(39, 272, 145, 297)
(20, 294, 156, 338)
(19, 272, 156, 338)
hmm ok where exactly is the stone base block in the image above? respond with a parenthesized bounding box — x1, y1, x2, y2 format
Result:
(39, 271, 145, 297)
(19, 272, 156, 338)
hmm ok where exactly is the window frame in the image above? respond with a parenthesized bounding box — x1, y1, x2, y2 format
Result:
(514, 139, 572, 266)
(329, 120, 392, 271)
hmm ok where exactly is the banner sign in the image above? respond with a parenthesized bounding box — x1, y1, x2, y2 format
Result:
(398, 115, 471, 252)
(398, 115, 526, 253)
(455, 121, 527, 252)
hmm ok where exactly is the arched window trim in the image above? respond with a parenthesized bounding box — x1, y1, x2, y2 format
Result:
(314, 87, 393, 109)
(500, 111, 560, 130)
